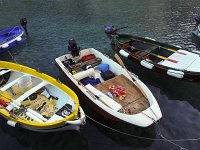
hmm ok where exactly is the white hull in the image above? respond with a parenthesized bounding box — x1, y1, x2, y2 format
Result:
(55, 48, 162, 127)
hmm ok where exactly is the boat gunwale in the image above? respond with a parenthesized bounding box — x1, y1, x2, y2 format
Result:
(0, 26, 25, 47)
(115, 34, 200, 75)
(55, 48, 162, 127)
(0, 61, 80, 129)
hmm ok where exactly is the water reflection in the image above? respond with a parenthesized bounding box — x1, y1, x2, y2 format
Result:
(0, 0, 200, 149)
(0, 117, 88, 150)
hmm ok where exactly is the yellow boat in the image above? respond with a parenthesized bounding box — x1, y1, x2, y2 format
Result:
(0, 61, 85, 132)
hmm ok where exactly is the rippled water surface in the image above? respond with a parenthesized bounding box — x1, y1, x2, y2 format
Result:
(0, 0, 200, 150)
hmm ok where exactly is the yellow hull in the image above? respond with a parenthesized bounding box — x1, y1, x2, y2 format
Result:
(0, 61, 80, 129)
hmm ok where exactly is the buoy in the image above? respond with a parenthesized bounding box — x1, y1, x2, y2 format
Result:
(145, 37, 156, 41)
(1, 43, 9, 49)
(16, 36, 22, 42)
(140, 60, 154, 69)
(167, 69, 184, 78)
(7, 120, 17, 127)
(119, 49, 129, 57)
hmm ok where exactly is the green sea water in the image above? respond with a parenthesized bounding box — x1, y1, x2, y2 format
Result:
(0, 0, 200, 150)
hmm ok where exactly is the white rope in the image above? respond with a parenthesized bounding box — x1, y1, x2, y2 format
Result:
(85, 114, 199, 150)
(8, 50, 17, 63)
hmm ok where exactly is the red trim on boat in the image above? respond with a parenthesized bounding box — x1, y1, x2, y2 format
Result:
(167, 59, 178, 63)
(177, 51, 187, 55)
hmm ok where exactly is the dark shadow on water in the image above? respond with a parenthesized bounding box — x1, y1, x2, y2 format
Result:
(90, 116, 155, 148)
(79, 99, 156, 149)
(0, 117, 88, 150)
(118, 56, 200, 111)
(58, 73, 156, 149)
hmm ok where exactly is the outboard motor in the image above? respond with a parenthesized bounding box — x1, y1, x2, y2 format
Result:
(195, 16, 200, 24)
(20, 18, 28, 35)
(104, 25, 117, 40)
(68, 39, 80, 57)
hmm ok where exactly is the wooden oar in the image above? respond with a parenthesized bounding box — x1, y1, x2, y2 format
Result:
(114, 53, 136, 81)
(148, 53, 178, 63)
(114, 53, 159, 122)
(83, 84, 113, 109)
(69, 73, 113, 109)
(120, 44, 178, 63)
(0, 93, 46, 122)
(130, 37, 179, 53)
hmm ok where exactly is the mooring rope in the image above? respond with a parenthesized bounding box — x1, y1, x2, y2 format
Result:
(8, 50, 17, 63)
(85, 113, 199, 150)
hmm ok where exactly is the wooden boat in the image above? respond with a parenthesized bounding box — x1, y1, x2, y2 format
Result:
(0, 61, 86, 132)
(0, 26, 26, 53)
(109, 32, 200, 82)
(55, 46, 162, 127)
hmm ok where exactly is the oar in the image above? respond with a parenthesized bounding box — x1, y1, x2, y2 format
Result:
(83, 84, 113, 109)
(120, 44, 178, 63)
(141, 51, 178, 63)
(114, 53, 159, 122)
(68, 70, 113, 109)
(0, 93, 46, 122)
(0, 98, 43, 123)
(114, 53, 136, 81)
(130, 37, 179, 53)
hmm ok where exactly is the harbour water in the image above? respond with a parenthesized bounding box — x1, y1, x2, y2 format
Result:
(0, 0, 200, 150)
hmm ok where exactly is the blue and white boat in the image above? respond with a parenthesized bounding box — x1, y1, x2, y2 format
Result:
(0, 26, 26, 53)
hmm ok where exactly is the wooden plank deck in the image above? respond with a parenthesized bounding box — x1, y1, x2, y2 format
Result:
(95, 75, 150, 114)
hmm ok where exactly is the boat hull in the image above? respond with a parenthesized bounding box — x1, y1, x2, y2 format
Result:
(0, 26, 26, 53)
(113, 34, 200, 82)
(1, 114, 81, 132)
(59, 68, 121, 122)
(55, 48, 162, 127)
(0, 61, 86, 132)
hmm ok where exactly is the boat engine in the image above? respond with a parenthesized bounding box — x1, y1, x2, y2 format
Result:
(194, 16, 200, 28)
(104, 25, 117, 40)
(195, 16, 200, 24)
(68, 39, 80, 57)
(20, 18, 28, 35)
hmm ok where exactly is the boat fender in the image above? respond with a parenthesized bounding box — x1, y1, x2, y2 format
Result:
(119, 49, 129, 57)
(145, 37, 156, 41)
(16, 36, 22, 42)
(73, 68, 95, 80)
(7, 120, 17, 127)
(66, 119, 83, 125)
(1, 43, 9, 49)
(192, 50, 200, 55)
(167, 69, 184, 78)
(140, 60, 154, 69)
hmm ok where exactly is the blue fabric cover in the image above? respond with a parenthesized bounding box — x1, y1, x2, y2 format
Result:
(98, 63, 109, 72)
(80, 77, 101, 86)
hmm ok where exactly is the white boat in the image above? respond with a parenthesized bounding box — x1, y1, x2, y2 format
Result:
(55, 47, 162, 127)
(0, 61, 86, 132)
